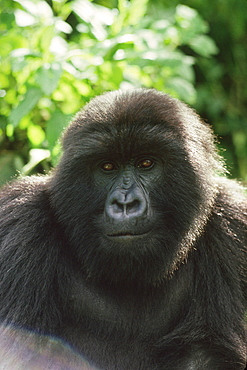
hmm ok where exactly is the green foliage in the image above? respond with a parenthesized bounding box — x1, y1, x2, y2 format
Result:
(0, 0, 246, 185)
(9, 87, 43, 127)
(176, 0, 247, 181)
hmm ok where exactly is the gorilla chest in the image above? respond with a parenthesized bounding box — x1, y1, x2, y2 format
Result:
(60, 283, 172, 369)
(61, 328, 155, 369)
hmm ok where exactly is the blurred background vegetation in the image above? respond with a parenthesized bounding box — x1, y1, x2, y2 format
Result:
(0, 0, 247, 186)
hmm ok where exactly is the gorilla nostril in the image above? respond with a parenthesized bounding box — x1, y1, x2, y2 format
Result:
(126, 200, 140, 215)
(111, 200, 124, 214)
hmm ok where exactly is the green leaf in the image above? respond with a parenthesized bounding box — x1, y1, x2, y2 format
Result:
(189, 35, 219, 57)
(0, 115, 8, 130)
(36, 25, 55, 52)
(46, 111, 72, 150)
(176, 5, 208, 34)
(9, 87, 43, 127)
(175, 5, 209, 45)
(36, 63, 62, 95)
(0, 153, 24, 187)
(176, 5, 198, 22)
(166, 77, 196, 104)
(0, 11, 15, 30)
(128, 0, 149, 25)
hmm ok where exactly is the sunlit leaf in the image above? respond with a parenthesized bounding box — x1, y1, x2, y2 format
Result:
(15, 0, 53, 19)
(128, 0, 149, 25)
(21, 149, 50, 175)
(27, 124, 45, 146)
(189, 35, 219, 57)
(15, 9, 37, 27)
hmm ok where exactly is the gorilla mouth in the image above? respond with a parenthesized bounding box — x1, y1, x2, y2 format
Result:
(107, 232, 149, 239)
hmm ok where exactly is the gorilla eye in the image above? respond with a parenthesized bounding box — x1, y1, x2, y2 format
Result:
(101, 162, 116, 171)
(137, 159, 154, 169)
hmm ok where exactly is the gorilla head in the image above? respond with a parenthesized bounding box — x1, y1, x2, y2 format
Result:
(50, 89, 223, 287)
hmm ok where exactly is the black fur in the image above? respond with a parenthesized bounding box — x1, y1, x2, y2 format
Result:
(0, 89, 246, 369)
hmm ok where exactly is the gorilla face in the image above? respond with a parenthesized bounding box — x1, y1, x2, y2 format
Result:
(50, 89, 220, 286)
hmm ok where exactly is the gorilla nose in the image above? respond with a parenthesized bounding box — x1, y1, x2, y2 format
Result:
(105, 189, 146, 221)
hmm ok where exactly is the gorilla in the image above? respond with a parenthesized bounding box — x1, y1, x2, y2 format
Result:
(0, 88, 246, 369)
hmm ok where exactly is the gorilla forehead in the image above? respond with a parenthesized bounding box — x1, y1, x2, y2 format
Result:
(62, 89, 184, 159)
(72, 88, 183, 132)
